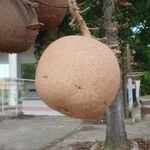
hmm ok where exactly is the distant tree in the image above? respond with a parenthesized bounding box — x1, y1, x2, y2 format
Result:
(21, 63, 36, 79)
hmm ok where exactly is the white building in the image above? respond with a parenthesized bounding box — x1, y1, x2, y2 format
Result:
(0, 47, 36, 78)
(0, 48, 63, 116)
(0, 47, 36, 104)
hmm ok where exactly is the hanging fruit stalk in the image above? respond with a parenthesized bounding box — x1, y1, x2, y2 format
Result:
(68, 0, 91, 37)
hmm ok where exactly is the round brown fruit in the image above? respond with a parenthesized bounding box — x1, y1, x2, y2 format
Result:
(34, 0, 67, 30)
(35, 36, 120, 119)
(0, 0, 38, 53)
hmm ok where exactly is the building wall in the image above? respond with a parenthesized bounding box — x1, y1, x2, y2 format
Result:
(0, 47, 36, 78)
(0, 47, 36, 65)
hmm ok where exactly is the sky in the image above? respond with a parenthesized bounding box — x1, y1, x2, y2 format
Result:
(0, 64, 9, 78)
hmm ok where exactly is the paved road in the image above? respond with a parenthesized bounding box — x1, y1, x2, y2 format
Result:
(0, 116, 149, 150)
(0, 116, 82, 150)
(50, 116, 150, 150)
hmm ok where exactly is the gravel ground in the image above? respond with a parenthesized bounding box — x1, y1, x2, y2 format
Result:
(51, 116, 150, 150)
(0, 116, 82, 150)
(0, 97, 149, 150)
(0, 115, 149, 150)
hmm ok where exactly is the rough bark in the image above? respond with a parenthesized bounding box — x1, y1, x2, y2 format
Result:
(105, 89, 131, 150)
(123, 44, 130, 118)
(122, 68, 129, 118)
(68, 0, 91, 37)
(67, 0, 117, 45)
(103, 0, 131, 149)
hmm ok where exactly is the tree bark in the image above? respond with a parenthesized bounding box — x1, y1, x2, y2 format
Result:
(68, 0, 91, 37)
(105, 89, 131, 150)
(103, 0, 131, 149)
(123, 44, 131, 118)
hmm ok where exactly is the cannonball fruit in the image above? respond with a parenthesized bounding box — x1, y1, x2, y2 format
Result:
(0, 0, 38, 53)
(34, 0, 67, 30)
(35, 36, 121, 119)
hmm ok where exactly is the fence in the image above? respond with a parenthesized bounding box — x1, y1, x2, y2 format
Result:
(0, 78, 63, 116)
(0, 78, 38, 114)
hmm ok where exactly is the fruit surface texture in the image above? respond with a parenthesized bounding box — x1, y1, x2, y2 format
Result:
(36, 36, 120, 119)
(0, 0, 37, 53)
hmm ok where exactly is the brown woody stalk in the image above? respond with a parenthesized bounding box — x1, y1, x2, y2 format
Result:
(68, 0, 91, 37)
(68, 0, 120, 54)
(118, 1, 132, 7)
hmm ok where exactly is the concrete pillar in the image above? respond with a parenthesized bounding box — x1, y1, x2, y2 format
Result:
(132, 80, 142, 122)
(9, 54, 17, 78)
(8, 54, 20, 106)
(135, 80, 141, 106)
(135, 80, 141, 99)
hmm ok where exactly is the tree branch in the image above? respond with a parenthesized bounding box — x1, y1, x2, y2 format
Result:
(118, 1, 132, 7)
(67, 0, 121, 55)
(68, 0, 91, 37)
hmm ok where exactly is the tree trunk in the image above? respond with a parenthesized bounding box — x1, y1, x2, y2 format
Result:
(123, 44, 131, 118)
(105, 89, 131, 150)
(102, 0, 131, 149)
